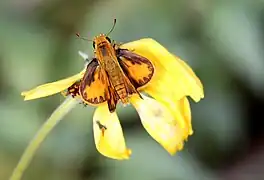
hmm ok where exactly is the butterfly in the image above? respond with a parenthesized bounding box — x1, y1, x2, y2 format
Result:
(78, 33, 155, 113)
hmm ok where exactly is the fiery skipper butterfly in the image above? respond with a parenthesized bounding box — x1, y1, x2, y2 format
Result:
(76, 19, 154, 112)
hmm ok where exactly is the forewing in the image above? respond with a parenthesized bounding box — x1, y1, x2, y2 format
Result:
(80, 59, 108, 105)
(80, 58, 119, 112)
(118, 49, 154, 89)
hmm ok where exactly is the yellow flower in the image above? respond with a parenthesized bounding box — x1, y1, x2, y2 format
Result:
(21, 38, 204, 159)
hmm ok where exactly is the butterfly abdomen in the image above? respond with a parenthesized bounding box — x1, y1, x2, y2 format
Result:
(108, 70, 129, 104)
(114, 83, 127, 103)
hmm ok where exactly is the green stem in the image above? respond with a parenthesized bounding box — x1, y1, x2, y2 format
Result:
(9, 97, 79, 180)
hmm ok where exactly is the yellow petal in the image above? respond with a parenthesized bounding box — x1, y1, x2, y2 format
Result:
(146, 88, 193, 134)
(121, 38, 204, 102)
(21, 69, 85, 101)
(180, 97, 192, 135)
(169, 96, 193, 138)
(154, 95, 193, 137)
(93, 104, 131, 160)
(130, 95, 190, 155)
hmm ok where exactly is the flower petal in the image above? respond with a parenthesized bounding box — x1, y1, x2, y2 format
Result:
(21, 70, 85, 101)
(121, 38, 204, 102)
(146, 88, 193, 132)
(93, 104, 131, 160)
(130, 95, 191, 155)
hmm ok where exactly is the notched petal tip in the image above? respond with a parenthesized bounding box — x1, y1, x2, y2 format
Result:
(21, 91, 29, 100)
(126, 148, 132, 157)
(115, 148, 132, 160)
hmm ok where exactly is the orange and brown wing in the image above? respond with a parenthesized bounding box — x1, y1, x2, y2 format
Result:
(80, 58, 119, 112)
(117, 49, 154, 89)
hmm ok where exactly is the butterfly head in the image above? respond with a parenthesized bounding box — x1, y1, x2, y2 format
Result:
(93, 34, 112, 49)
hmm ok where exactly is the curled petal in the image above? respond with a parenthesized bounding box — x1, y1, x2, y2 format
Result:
(166, 96, 193, 138)
(148, 89, 193, 133)
(130, 95, 190, 155)
(93, 104, 131, 160)
(178, 97, 192, 136)
(21, 70, 85, 100)
(121, 38, 204, 102)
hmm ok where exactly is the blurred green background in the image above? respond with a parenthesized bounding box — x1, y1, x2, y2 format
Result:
(1, 0, 264, 179)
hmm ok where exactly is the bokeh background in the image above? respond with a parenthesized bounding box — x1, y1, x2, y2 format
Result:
(1, 0, 264, 179)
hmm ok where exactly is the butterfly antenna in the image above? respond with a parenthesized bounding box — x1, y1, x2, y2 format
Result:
(75, 33, 92, 41)
(106, 18, 117, 36)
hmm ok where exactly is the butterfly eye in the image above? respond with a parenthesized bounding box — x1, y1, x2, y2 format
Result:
(106, 36, 111, 43)
(93, 41, 95, 48)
